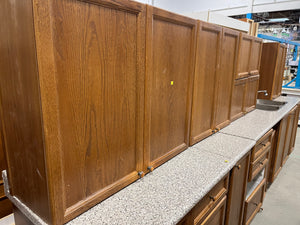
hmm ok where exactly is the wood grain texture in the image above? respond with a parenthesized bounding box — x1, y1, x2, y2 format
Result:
(225, 152, 250, 225)
(244, 75, 259, 113)
(249, 37, 263, 75)
(145, 6, 196, 168)
(0, 0, 51, 223)
(289, 104, 300, 154)
(190, 21, 222, 145)
(214, 28, 239, 130)
(236, 33, 252, 79)
(230, 78, 247, 121)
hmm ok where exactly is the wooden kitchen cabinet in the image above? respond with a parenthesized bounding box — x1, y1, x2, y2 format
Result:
(177, 174, 229, 225)
(214, 28, 239, 130)
(230, 78, 247, 121)
(244, 75, 259, 113)
(190, 21, 222, 145)
(258, 43, 287, 99)
(248, 37, 263, 76)
(269, 115, 288, 183)
(289, 104, 300, 154)
(281, 106, 297, 166)
(225, 152, 250, 225)
(235, 33, 252, 79)
(0, 0, 146, 224)
(144, 6, 196, 170)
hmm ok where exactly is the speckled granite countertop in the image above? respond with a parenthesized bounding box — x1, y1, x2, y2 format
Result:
(67, 96, 299, 225)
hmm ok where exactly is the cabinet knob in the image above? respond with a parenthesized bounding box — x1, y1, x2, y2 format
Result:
(147, 166, 154, 172)
(235, 165, 241, 170)
(259, 161, 264, 165)
(209, 195, 216, 202)
(138, 171, 144, 178)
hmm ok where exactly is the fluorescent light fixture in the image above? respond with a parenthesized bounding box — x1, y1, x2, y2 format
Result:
(268, 18, 289, 22)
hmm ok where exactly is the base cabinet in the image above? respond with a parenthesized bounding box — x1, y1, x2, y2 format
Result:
(225, 153, 250, 225)
(289, 104, 300, 154)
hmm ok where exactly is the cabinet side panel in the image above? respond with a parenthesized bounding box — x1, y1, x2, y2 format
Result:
(0, 0, 51, 223)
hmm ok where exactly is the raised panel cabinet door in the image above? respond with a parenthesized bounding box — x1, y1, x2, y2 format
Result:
(190, 21, 222, 145)
(235, 33, 252, 79)
(289, 104, 300, 154)
(230, 78, 247, 121)
(258, 43, 279, 99)
(244, 75, 259, 113)
(275, 45, 286, 97)
(214, 28, 239, 130)
(282, 107, 296, 166)
(33, 0, 147, 222)
(144, 6, 196, 169)
(249, 37, 263, 76)
(271, 116, 288, 182)
(272, 44, 284, 99)
(225, 152, 250, 225)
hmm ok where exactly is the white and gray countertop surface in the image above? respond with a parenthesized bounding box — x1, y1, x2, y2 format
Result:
(67, 96, 299, 225)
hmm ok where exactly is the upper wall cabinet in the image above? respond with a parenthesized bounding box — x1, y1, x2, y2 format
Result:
(144, 6, 197, 169)
(214, 28, 239, 130)
(190, 21, 222, 145)
(249, 37, 263, 76)
(258, 43, 287, 100)
(0, 0, 147, 224)
(236, 33, 252, 79)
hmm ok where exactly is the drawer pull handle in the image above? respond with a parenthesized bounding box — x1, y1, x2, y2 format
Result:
(262, 143, 266, 147)
(235, 165, 241, 170)
(209, 196, 216, 202)
(252, 203, 258, 207)
(259, 161, 264, 165)
(138, 171, 144, 178)
(147, 166, 154, 172)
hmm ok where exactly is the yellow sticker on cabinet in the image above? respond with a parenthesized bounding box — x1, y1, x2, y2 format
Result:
(170, 81, 174, 85)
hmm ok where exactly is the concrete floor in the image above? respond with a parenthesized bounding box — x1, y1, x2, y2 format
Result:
(252, 128, 300, 225)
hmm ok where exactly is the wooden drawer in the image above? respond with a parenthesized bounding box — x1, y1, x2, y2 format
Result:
(243, 179, 266, 225)
(251, 129, 273, 162)
(249, 146, 270, 181)
(192, 175, 229, 224)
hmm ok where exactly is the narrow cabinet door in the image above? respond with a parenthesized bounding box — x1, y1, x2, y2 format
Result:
(190, 21, 222, 145)
(230, 78, 247, 121)
(282, 107, 296, 166)
(144, 6, 197, 169)
(244, 75, 259, 113)
(214, 28, 239, 130)
(249, 37, 263, 76)
(225, 152, 250, 225)
(235, 33, 252, 79)
(273, 44, 284, 99)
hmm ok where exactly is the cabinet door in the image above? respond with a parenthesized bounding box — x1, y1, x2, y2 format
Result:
(214, 28, 239, 130)
(235, 33, 252, 79)
(258, 43, 279, 100)
(289, 105, 300, 154)
(272, 44, 284, 99)
(145, 6, 197, 168)
(230, 78, 247, 121)
(244, 75, 259, 113)
(282, 107, 296, 166)
(270, 116, 288, 182)
(225, 153, 250, 225)
(249, 37, 263, 76)
(275, 45, 286, 97)
(190, 21, 222, 145)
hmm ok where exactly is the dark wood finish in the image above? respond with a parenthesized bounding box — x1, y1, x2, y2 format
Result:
(249, 37, 263, 76)
(0, 198, 12, 219)
(235, 33, 252, 79)
(243, 179, 266, 225)
(244, 75, 259, 113)
(144, 6, 196, 169)
(214, 28, 239, 130)
(230, 78, 247, 121)
(258, 43, 287, 100)
(1, 0, 146, 223)
(190, 21, 222, 145)
(269, 115, 288, 182)
(281, 106, 297, 165)
(289, 104, 300, 154)
(177, 174, 229, 225)
(13, 205, 34, 225)
(0, 0, 51, 223)
(225, 152, 250, 225)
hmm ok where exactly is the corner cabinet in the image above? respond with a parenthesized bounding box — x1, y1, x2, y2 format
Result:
(144, 6, 197, 170)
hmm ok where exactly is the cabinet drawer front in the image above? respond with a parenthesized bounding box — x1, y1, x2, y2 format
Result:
(249, 147, 270, 181)
(244, 180, 266, 225)
(252, 129, 273, 161)
(192, 175, 229, 224)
